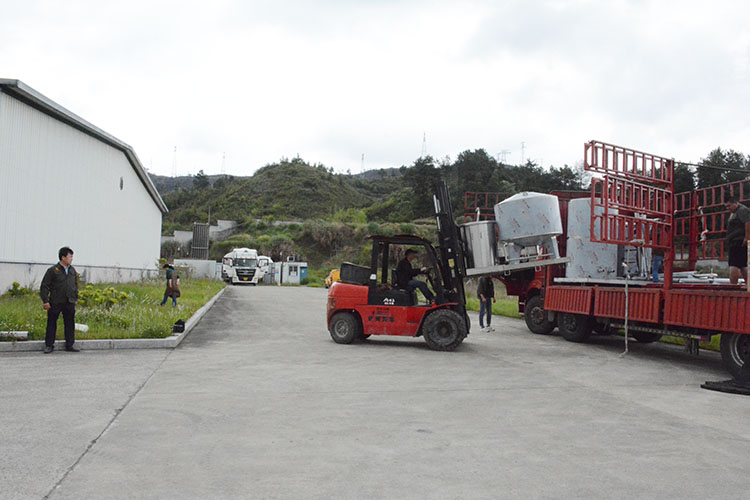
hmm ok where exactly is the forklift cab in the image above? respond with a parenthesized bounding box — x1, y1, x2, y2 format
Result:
(367, 235, 444, 307)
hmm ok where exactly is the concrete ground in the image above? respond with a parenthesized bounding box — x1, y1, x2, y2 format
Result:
(2, 285, 749, 500)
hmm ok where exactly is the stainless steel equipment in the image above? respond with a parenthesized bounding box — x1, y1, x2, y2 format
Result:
(493, 192, 562, 263)
(460, 221, 497, 269)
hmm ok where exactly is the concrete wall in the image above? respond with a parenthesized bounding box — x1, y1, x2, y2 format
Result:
(1, 261, 158, 293)
(0, 90, 163, 292)
(173, 259, 221, 280)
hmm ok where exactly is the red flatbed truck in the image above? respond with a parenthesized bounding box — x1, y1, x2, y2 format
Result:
(465, 140, 750, 377)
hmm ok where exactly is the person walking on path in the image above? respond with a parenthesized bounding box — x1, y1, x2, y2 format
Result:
(477, 276, 496, 332)
(40, 246, 79, 353)
(160, 263, 179, 307)
(725, 197, 750, 285)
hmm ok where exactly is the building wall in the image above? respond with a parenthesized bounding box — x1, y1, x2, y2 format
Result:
(0, 91, 162, 291)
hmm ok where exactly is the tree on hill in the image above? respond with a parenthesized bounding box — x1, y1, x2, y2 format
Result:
(193, 170, 210, 189)
(697, 148, 749, 189)
(450, 149, 497, 199)
(674, 163, 695, 194)
(402, 156, 439, 219)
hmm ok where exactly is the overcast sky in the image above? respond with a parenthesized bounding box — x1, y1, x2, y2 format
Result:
(1, 0, 748, 177)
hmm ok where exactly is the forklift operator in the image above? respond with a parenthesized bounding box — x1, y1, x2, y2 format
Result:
(396, 249, 435, 304)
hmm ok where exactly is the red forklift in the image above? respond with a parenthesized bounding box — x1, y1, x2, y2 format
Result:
(326, 181, 471, 350)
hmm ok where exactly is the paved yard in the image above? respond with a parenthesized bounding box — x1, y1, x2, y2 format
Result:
(2, 286, 749, 500)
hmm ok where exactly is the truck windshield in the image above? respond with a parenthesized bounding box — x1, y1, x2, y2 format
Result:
(234, 258, 257, 268)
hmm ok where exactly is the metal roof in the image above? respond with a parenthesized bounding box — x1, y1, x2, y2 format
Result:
(0, 79, 168, 213)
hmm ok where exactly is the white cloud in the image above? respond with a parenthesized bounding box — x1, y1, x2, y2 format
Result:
(1, 0, 748, 176)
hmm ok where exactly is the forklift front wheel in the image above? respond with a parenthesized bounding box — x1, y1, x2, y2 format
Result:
(422, 309, 467, 351)
(329, 312, 361, 344)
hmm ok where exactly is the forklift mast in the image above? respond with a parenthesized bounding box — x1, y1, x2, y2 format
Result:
(433, 180, 468, 319)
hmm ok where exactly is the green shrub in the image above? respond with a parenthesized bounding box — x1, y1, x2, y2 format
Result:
(78, 285, 131, 308)
(5, 282, 32, 297)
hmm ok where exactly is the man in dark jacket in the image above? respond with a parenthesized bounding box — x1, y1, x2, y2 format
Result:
(40, 247, 79, 353)
(395, 249, 434, 304)
(477, 276, 496, 332)
(725, 197, 750, 285)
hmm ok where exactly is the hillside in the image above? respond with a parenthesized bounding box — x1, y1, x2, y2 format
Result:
(148, 173, 242, 194)
(159, 158, 405, 232)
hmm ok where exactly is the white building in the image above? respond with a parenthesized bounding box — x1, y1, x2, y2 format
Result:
(0, 80, 168, 292)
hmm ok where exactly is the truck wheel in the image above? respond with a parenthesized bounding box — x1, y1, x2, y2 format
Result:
(329, 312, 361, 344)
(558, 313, 593, 343)
(631, 331, 662, 343)
(524, 295, 555, 335)
(422, 309, 467, 351)
(720, 332, 750, 378)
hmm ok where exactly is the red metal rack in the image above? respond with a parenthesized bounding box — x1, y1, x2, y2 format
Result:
(584, 140, 675, 287)
(674, 178, 750, 269)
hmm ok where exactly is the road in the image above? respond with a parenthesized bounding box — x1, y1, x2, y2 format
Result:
(2, 285, 749, 500)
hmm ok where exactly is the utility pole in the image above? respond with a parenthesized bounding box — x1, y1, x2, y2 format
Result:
(498, 149, 511, 164)
(520, 142, 526, 165)
(421, 132, 428, 158)
(361, 153, 365, 173)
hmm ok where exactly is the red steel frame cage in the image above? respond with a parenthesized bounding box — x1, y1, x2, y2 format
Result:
(584, 140, 676, 288)
(674, 178, 750, 270)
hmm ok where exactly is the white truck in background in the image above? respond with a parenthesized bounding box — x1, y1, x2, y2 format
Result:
(221, 248, 273, 285)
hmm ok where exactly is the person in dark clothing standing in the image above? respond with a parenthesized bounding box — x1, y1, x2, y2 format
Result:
(395, 249, 434, 304)
(725, 197, 750, 285)
(652, 248, 664, 283)
(160, 263, 179, 307)
(477, 276, 496, 332)
(40, 247, 79, 354)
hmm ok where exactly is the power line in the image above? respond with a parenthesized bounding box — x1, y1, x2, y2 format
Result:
(677, 160, 750, 174)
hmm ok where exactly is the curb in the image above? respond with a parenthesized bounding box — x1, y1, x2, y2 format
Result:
(0, 287, 226, 352)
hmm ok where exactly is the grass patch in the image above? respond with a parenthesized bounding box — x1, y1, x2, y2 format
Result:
(465, 297, 521, 319)
(0, 279, 225, 341)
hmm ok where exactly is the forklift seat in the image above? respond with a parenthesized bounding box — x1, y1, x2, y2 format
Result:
(387, 269, 417, 306)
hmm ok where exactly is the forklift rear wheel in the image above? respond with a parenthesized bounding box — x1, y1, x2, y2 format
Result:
(422, 309, 467, 351)
(558, 313, 593, 343)
(524, 295, 555, 335)
(631, 331, 662, 343)
(720, 332, 750, 378)
(329, 312, 361, 344)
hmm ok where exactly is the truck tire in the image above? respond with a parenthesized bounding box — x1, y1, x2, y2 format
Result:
(524, 295, 555, 335)
(329, 312, 361, 344)
(720, 332, 750, 378)
(422, 309, 467, 351)
(631, 331, 662, 343)
(558, 313, 593, 343)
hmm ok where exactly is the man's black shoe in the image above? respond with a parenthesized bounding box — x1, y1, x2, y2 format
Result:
(65, 345, 80, 352)
(43, 346, 53, 354)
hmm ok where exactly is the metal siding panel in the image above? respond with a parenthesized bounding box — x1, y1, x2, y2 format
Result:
(0, 93, 161, 271)
(663, 290, 750, 334)
(544, 286, 593, 315)
(593, 288, 661, 323)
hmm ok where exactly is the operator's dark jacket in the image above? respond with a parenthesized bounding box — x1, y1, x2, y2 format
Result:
(40, 264, 79, 304)
(477, 276, 494, 299)
(396, 258, 420, 288)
